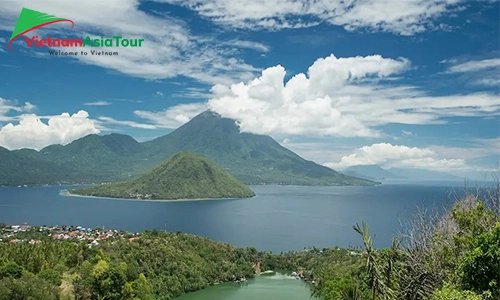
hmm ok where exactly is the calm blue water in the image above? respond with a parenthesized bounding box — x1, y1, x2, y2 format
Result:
(0, 183, 474, 252)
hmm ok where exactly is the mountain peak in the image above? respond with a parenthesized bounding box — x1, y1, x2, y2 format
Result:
(200, 109, 220, 117)
(138, 111, 377, 186)
(0, 111, 378, 187)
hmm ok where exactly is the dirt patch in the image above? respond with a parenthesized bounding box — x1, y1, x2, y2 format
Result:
(60, 273, 75, 299)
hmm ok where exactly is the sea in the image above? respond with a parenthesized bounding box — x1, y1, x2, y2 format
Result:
(0, 181, 487, 251)
(0, 181, 491, 299)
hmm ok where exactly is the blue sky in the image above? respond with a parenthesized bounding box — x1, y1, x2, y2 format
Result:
(0, 0, 498, 178)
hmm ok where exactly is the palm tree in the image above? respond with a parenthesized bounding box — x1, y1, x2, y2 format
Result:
(353, 222, 393, 300)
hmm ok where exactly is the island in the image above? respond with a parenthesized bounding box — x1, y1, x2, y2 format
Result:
(68, 151, 256, 200)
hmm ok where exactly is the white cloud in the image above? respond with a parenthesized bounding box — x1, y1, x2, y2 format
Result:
(474, 78, 500, 87)
(280, 139, 355, 166)
(278, 137, 499, 173)
(97, 116, 158, 129)
(429, 143, 499, 161)
(328, 143, 466, 171)
(402, 130, 414, 136)
(0, 98, 36, 121)
(473, 137, 500, 153)
(83, 101, 111, 106)
(22, 102, 37, 111)
(0, 0, 261, 85)
(220, 40, 270, 52)
(134, 102, 207, 128)
(0, 110, 99, 150)
(444, 58, 500, 87)
(446, 58, 500, 73)
(172, 87, 213, 99)
(205, 54, 500, 138)
(155, 0, 467, 35)
(155, 91, 164, 96)
(105, 98, 143, 103)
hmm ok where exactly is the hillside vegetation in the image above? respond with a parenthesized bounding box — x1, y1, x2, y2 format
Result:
(69, 151, 255, 200)
(0, 182, 498, 299)
(135, 111, 376, 186)
(297, 182, 500, 300)
(0, 230, 263, 300)
(0, 111, 377, 187)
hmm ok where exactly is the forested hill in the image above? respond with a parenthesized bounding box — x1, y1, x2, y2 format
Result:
(69, 151, 256, 200)
(0, 111, 377, 187)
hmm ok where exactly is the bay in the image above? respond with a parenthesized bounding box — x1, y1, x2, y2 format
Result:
(174, 273, 317, 300)
(0, 182, 472, 252)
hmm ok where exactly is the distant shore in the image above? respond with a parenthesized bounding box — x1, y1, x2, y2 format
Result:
(61, 189, 250, 203)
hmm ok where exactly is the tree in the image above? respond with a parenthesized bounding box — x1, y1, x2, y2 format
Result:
(132, 273, 154, 300)
(428, 284, 484, 300)
(460, 223, 500, 298)
(38, 268, 62, 286)
(353, 222, 392, 300)
(0, 262, 23, 279)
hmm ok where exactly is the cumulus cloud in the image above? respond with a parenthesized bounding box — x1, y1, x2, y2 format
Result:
(278, 137, 498, 173)
(134, 102, 208, 128)
(0, 0, 262, 85)
(205, 54, 499, 138)
(0, 110, 99, 150)
(328, 143, 466, 171)
(83, 101, 111, 106)
(156, 0, 468, 35)
(155, 91, 164, 96)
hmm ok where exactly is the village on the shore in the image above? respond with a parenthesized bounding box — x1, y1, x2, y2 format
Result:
(1, 222, 360, 287)
(0, 222, 140, 248)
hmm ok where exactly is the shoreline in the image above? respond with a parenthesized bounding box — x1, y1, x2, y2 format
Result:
(61, 189, 253, 203)
(1, 181, 381, 188)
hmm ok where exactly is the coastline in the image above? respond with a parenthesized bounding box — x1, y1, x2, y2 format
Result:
(61, 189, 253, 203)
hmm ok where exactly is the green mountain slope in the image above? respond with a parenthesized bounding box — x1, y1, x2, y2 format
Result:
(0, 134, 142, 186)
(0, 146, 91, 186)
(0, 111, 377, 186)
(136, 111, 375, 186)
(40, 133, 139, 179)
(70, 151, 255, 200)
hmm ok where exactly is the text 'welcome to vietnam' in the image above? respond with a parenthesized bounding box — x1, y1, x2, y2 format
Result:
(24, 35, 145, 56)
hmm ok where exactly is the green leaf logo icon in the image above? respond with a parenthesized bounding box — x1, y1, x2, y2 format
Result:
(8, 8, 74, 51)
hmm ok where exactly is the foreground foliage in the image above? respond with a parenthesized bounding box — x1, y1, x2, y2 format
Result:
(303, 183, 500, 300)
(0, 230, 263, 300)
(1, 183, 497, 299)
